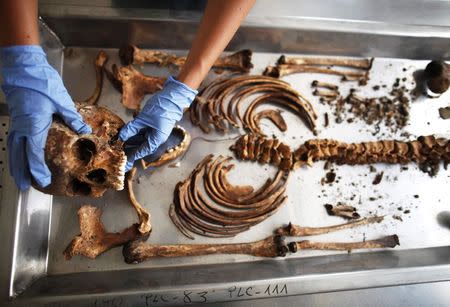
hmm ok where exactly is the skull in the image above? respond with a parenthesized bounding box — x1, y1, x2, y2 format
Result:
(35, 103, 127, 197)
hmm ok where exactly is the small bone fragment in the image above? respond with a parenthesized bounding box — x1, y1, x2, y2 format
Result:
(278, 55, 373, 69)
(324, 203, 361, 219)
(311, 80, 338, 90)
(372, 171, 384, 185)
(275, 217, 384, 236)
(288, 235, 399, 252)
(253, 109, 288, 134)
(119, 45, 253, 73)
(126, 168, 151, 234)
(64, 205, 141, 260)
(439, 106, 450, 119)
(313, 88, 339, 98)
(123, 235, 288, 263)
(104, 64, 165, 111)
(324, 112, 329, 127)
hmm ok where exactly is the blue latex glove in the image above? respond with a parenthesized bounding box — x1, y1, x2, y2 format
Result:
(119, 76, 197, 171)
(1, 45, 92, 190)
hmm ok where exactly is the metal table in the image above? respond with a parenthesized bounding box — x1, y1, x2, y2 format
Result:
(0, 1, 449, 306)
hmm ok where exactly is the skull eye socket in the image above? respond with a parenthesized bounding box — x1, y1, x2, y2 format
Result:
(71, 179, 92, 196)
(73, 138, 97, 164)
(87, 169, 107, 184)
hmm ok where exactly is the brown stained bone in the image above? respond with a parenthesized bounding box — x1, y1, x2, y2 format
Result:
(190, 75, 317, 135)
(252, 110, 288, 135)
(123, 235, 288, 263)
(231, 134, 450, 175)
(288, 235, 399, 252)
(123, 221, 398, 263)
(76, 50, 108, 105)
(292, 135, 450, 176)
(324, 203, 360, 220)
(141, 126, 191, 169)
(311, 80, 338, 90)
(230, 134, 293, 171)
(126, 167, 151, 234)
(35, 51, 127, 197)
(263, 65, 370, 85)
(277, 55, 373, 69)
(275, 216, 384, 236)
(37, 103, 126, 197)
(104, 64, 165, 111)
(119, 45, 253, 73)
(64, 205, 142, 260)
(313, 88, 339, 98)
(439, 106, 450, 119)
(170, 155, 289, 238)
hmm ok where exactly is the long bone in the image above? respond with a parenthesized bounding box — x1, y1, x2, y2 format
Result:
(264, 64, 369, 84)
(275, 217, 383, 236)
(277, 55, 373, 69)
(123, 217, 397, 263)
(119, 45, 253, 73)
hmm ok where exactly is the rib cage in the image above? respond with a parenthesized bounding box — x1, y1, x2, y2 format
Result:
(189, 75, 317, 135)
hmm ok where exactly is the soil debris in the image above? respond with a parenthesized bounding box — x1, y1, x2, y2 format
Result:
(439, 107, 450, 119)
(372, 171, 384, 185)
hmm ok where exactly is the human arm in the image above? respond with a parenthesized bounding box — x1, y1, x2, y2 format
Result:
(119, 0, 255, 170)
(177, 0, 255, 89)
(0, 0, 92, 190)
(0, 0, 39, 46)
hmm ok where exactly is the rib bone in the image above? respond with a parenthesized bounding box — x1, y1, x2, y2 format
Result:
(190, 75, 317, 135)
(170, 155, 289, 238)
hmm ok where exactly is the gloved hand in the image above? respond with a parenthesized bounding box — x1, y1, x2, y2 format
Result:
(119, 76, 197, 171)
(1, 45, 92, 190)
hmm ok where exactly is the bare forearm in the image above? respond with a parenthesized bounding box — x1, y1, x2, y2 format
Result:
(0, 0, 39, 46)
(177, 0, 255, 89)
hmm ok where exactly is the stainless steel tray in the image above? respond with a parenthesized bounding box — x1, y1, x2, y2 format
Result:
(1, 3, 450, 306)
